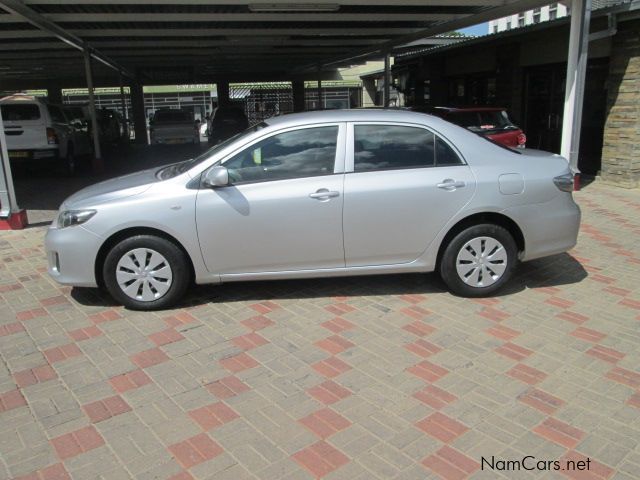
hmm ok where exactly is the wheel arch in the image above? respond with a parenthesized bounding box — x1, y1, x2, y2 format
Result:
(94, 226, 195, 288)
(435, 212, 525, 268)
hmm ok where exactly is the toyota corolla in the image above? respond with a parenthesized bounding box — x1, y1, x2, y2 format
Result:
(45, 109, 580, 310)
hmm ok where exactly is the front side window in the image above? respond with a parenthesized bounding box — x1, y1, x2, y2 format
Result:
(224, 126, 338, 184)
(354, 125, 435, 172)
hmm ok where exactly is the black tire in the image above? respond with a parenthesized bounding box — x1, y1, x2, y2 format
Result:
(103, 235, 191, 310)
(439, 223, 517, 297)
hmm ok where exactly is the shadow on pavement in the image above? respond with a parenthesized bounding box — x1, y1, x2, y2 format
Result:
(70, 252, 588, 310)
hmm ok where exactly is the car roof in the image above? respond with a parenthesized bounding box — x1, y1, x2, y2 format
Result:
(264, 108, 437, 127)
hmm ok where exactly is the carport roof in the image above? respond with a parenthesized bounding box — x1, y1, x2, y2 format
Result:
(0, 0, 555, 88)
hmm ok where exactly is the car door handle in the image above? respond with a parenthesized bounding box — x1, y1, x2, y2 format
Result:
(437, 179, 466, 190)
(309, 189, 340, 200)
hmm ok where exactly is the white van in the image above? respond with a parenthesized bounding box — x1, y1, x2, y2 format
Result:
(0, 94, 93, 174)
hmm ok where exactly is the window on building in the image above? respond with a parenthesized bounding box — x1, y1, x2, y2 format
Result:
(518, 14, 525, 27)
(549, 3, 558, 20)
(505, 19, 511, 30)
(492, 24, 499, 34)
(533, 8, 541, 24)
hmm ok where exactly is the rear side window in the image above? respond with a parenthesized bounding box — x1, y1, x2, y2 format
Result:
(1, 104, 41, 121)
(354, 125, 435, 172)
(436, 137, 463, 166)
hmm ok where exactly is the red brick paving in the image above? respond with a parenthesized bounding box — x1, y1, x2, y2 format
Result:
(292, 440, 349, 478)
(188, 402, 238, 431)
(518, 387, 565, 415)
(0, 321, 25, 336)
(407, 360, 449, 382)
(67, 325, 102, 341)
(43, 344, 82, 364)
(219, 352, 258, 373)
(14, 463, 71, 480)
(507, 363, 548, 385)
(314, 335, 354, 355)
(241, 315, 275, 331)
(312, 357, 351, 378)
(416, 412, 469, 443)
(205, 375, 250, 399)
(50, 426, 105, 460)
(168, 433, 224, 469)
(402, 320, 436, 336)
(413, 385, 457, 410)
(495, 342, 533, 361)
(405, 338, 441, 358)
(148, 328, 185, 346)
(606, 366, 640, 389)
(0, 389, 26, 412)
(533, 417, 586, 449)
(307, 380, 352, 405)
(423, 446, 479, 480)
(109, 369, 152, 393)
(299, 408, 351, 439)
(320, 317, 355, 333)
(82, 395, 131, 423)
(14, 365, 57, 388)
(130, 347, 169, 369)
(570, 327, 606, 342)
(231, 332, 268, 350)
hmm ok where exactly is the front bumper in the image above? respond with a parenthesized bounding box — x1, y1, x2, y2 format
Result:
(45, 224, 103, 287)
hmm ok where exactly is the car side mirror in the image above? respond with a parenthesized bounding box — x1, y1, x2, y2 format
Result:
(203, 166, 229, 188)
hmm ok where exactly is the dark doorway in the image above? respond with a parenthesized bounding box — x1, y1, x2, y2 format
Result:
(523, 60, 607, 175)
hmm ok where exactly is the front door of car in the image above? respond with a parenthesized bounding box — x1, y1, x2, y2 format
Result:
(196, 123, 347, 274)
(343, 123, 476, 267)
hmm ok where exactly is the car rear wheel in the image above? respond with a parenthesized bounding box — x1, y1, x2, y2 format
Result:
(103, 235, 190, 310)
(439, 224, 517, 297)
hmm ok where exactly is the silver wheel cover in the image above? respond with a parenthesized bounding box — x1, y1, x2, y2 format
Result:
(455, 236, 508, 288)
(115, 248, 173, 302)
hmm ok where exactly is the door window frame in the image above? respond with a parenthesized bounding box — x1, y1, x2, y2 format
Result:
(345, 121, 466, 173)
(203, 122, 347, 186)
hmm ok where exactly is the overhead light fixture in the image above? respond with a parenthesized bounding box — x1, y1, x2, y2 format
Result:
(249, 3, 340, 12)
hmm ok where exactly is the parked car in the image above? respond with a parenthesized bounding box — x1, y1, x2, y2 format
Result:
(207, 105, 249, 145)
(149, 109, 199, 145)
(1, 93, 93, 174)
(45, 109, 580, 310)
(93, 108, 129, 147)
(412, 106, 526, 149)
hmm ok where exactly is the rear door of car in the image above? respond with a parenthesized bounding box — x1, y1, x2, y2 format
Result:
(342, 122, 476, 267)
(1, 102, 48, 152)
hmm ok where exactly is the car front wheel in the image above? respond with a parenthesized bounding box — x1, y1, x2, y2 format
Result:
(439, 224, 517, 297)
(103, 235, 190, 310)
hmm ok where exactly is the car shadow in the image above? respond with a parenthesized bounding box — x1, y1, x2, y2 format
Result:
(69, 252, 588, 309)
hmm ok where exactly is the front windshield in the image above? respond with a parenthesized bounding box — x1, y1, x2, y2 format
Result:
(158, 122, 267, 179)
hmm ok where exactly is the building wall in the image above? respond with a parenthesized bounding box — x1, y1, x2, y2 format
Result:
(601, 19, 640, 188)
(489, 4, 568, 33)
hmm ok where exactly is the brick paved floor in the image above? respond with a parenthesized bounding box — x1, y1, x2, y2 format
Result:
(1, 182, 639, 480)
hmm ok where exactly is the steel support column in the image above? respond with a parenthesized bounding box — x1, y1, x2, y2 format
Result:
(130, 82, 147, 145)
(316, 67, 323, 110)
(383, 52, 391, 108)
(118, 71, 128, 121)
(216, 81, 230, 107)
(561, 0, 591, 188)
(0, 109, 26, 229)
(84, 48, 103, 172)
(292, 80, 305, 112)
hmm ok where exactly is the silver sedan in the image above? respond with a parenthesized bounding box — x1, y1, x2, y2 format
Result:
(45, 109, 580, 310)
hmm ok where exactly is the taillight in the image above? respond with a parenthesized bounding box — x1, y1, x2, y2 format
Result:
(46, 127, 58, 145)
(517, 133, 526, 148)
(553, 173, 574, 192)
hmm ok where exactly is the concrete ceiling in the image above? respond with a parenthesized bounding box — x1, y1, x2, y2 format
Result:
(0, 0, 553, 88)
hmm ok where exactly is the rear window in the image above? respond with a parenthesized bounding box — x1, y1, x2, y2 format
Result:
(1, 104, 41, 121)
(448, 110, 513, 131)
(154, 110, 192, 122)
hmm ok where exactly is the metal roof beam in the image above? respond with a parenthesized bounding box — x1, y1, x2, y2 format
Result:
(0, 0, 134, 78)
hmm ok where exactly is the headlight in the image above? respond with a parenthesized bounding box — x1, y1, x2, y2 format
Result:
(57, 210, 97, 228)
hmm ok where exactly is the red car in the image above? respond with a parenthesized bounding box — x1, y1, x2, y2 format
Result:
(412, 106, 526, 149)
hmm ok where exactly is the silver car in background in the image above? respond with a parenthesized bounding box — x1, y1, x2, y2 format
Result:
(45, 109, 580, 310)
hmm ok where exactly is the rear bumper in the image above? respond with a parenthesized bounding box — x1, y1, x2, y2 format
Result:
(8, 148, 59, 161)
(45, 225, 102, 287)
(504, 193, 581, 262)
